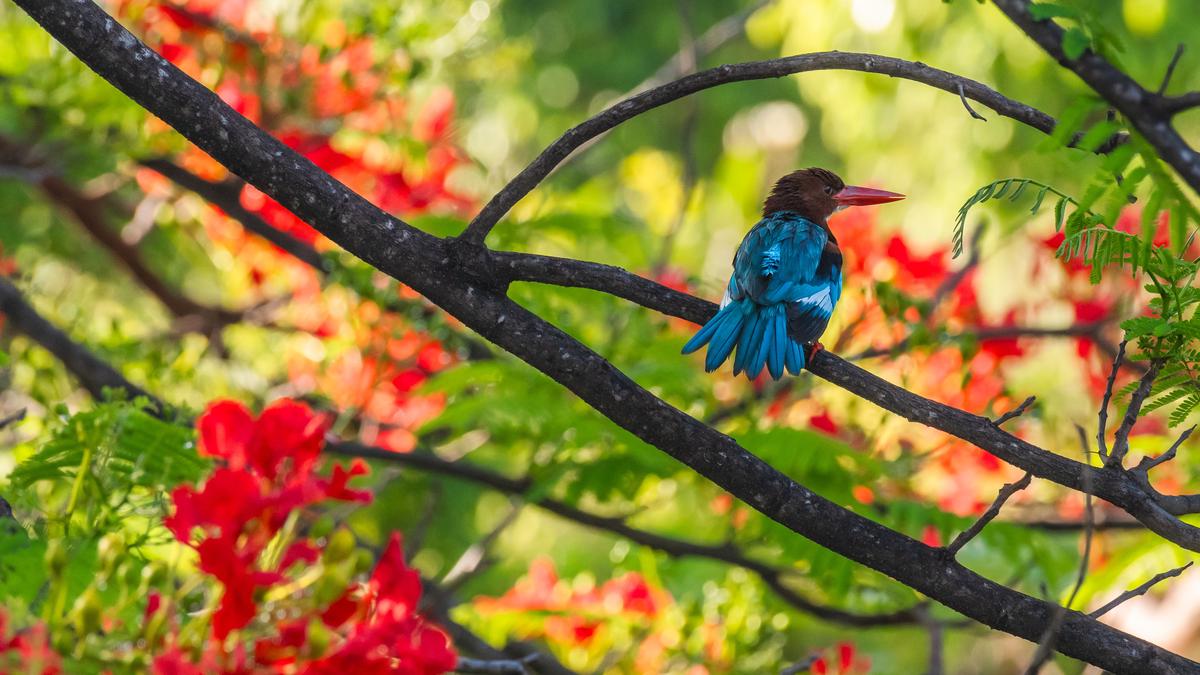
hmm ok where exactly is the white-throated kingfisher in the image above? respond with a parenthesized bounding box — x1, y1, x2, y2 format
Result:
(682, 168, 903, 379)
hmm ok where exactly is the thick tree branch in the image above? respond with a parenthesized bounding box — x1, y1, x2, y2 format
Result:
(459, 51, 1063, 245)
(17, 3, 1200, 669)
(992, 0, 1200, 193)
(497, 253, 1200, 547)
(0, 270, 927, 628)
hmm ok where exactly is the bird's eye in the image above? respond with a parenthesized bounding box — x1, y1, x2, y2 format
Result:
(823, 185, 835, 195)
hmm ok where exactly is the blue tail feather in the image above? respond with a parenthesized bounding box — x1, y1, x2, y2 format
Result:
(681, 306, 727, 354)
(767, 309, 787, 379)
(736, 310, 765, 376)
(683, 299, 807, 380)
(785, 340, 804, 375)
(707, 307, 745, 371)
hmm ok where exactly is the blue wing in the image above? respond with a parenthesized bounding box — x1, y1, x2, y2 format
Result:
(732, 212, 839, 316)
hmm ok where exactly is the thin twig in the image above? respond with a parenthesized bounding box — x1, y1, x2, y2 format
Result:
(1158, 43, 1186, 95)
(993, 396, 1037, 427)
(0, 408, 27, 430)
(1134, 425, 1196, 475)
(1089, 562, 1193, 619)
(441, 500, 523, 593)
(1025, 426, 1095, 674)
(455, 655, 539, 675)
(405, 483, 442, 564)
(946, 472, 1033, 556)
(958, 82, 987, 121)
(1096, 340, 1126, 461)
(919, 605, 945, 675)
(1108, 359, 1163, 467)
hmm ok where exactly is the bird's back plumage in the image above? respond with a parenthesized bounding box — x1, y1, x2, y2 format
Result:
(682, 211, 842, 379)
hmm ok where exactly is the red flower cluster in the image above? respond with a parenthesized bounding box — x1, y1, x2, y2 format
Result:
(166, 399, 370, 638)
(810, 641, 870, 675)
(256, 534, 455, 674)
(0, 611, 60, 674)
(476, 558, 672, 645)
(121, 0, 473, 282)
(161, 399, 455, 673)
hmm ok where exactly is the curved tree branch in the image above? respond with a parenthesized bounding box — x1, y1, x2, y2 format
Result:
(14, 2, 1200, 670)
(458, 51, 1063, 245)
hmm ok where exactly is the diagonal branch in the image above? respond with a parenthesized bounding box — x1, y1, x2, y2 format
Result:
(0, 135, 241, 327)
(17, 2, 1200, 669)
(991, 0, 1200, 193)
(1108, 359, 1163, 467)
(0, 273, 927, 629)
(1134, 425, 1196, 476)
(0, 275, 159, 407)
(137, 158, 329, 271)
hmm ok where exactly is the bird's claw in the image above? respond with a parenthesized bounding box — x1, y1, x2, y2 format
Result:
(805, 341, 825, 361)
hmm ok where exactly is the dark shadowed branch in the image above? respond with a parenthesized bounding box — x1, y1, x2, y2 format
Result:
(0, 275, 159, 407)
(992, 0, 1200, 193)
(459, 51, 1067, 245)
(138, 158, 329, 271)
(0, 135, 243, 329)
(496, 251, 1200, 551)
(0, 272, 927, 628)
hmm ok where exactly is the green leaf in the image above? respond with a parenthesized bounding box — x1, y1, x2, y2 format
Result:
(1029, 2, 1081, 20)
(1054, 197, 1069, 230)
(8, 402, 206, 494)
(1030, 186, 1050, 214)
(1062, 27, 1091, 60)
(1169, 393, 1200, 427)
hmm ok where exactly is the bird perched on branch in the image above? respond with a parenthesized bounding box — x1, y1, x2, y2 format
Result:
(682, 168, 903, 379)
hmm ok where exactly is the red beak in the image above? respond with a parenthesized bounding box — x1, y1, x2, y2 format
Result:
(834, 185, 905, 206)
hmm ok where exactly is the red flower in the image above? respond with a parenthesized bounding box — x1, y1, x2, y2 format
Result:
(0, 610, 61, 675)
(414, 88, 456, 143)
(197, 399, 327, 482)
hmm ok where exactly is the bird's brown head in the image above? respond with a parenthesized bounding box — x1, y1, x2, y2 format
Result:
(762, 168, 904, 222)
